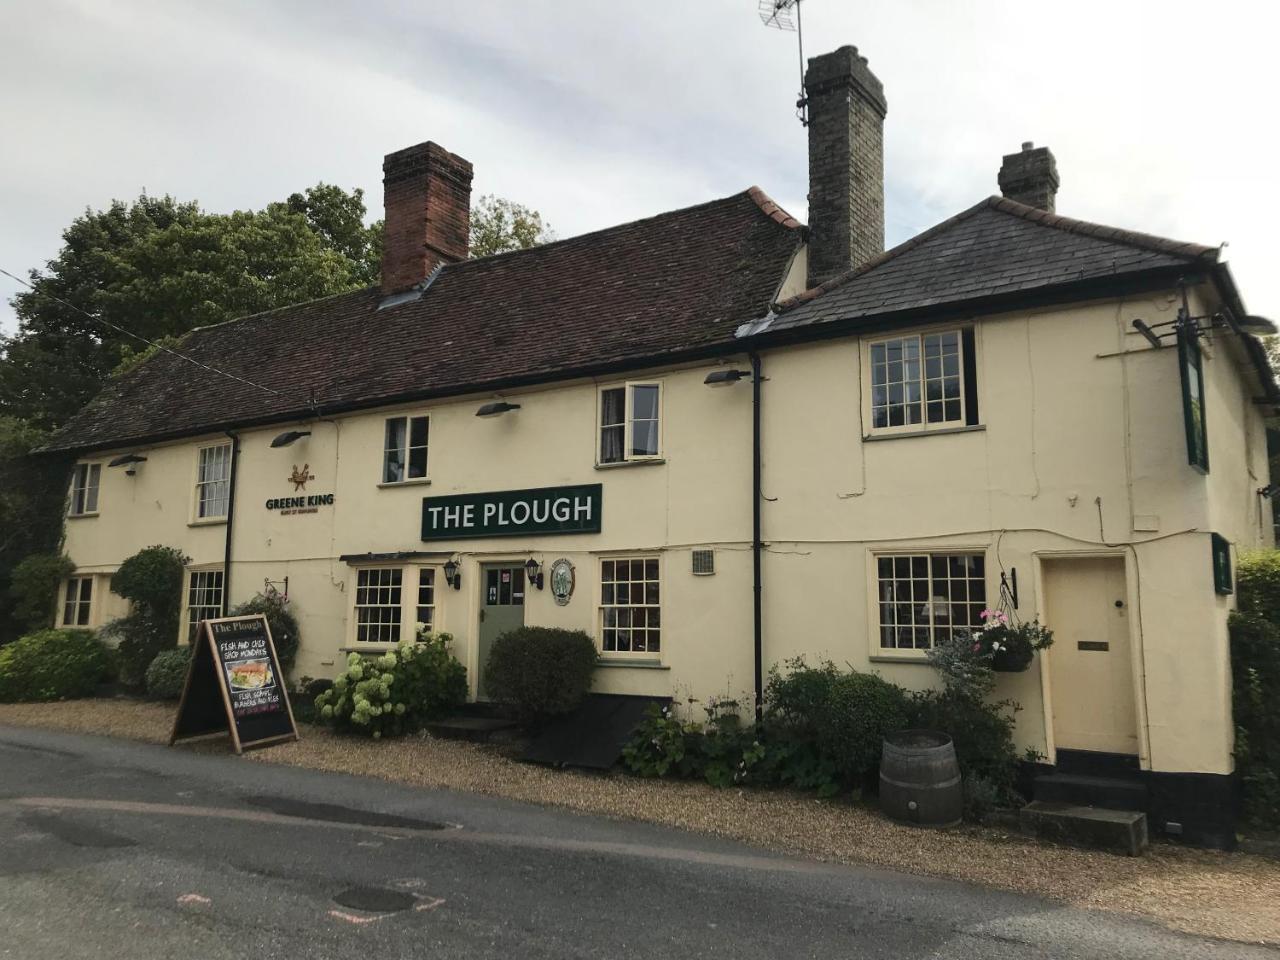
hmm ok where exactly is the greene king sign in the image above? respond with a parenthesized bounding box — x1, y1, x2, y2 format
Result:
(421, 484, 602, 541)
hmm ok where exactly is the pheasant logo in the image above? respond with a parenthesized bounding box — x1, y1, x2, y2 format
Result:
(289, 464, 315, 491)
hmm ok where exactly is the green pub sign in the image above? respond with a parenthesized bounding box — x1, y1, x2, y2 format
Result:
(422, 484, 603, 541)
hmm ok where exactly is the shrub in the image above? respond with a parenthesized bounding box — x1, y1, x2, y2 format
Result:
(314, 631, 466, 738)
(230, 593, 300, 671)
(145, 646, 192, 700)
(483, 626, 597, 721)
(101, 610, 174, 689)
(1237, 550, 1280, 625)
(909, 689, 1020, 798)
(8, 553, 75, 632)
(0, 629, 111, 702)
(622, 699, 765, 787)
(763, 659, 911, 792)
(105, 545, 189, 688)
(111, 545, 188, 635)
(926, 631, 996, 701)
(963, 775, 1003, 824)
(1230, 611, 1280, 823)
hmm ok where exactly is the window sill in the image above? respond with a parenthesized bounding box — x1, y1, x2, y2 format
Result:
(596, 658, 669, 670)
(869, 653, 931, 664)
(338, 644, 400, 653)
(377, 477, 432, 489)
(66, 512, 99, 520)
(863, 424, 985, 443)
(594, 458, 666, 471)
(188, 517, 228, 527)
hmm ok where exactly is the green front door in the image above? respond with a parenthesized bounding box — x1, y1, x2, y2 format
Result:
(478, 564, 526, 699)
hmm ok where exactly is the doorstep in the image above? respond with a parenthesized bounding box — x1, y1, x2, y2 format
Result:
(1019, 800, 1149, 857)
(425, 716, 519, 743)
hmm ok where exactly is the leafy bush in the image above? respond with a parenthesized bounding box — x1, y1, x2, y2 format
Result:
(102, 610, 173, 689)
(622, 699, 765, 787)
(483, 626, 597, 721)
(763, 659, 910, 792)
(111, 545, 188, 634)
(314, 632, 466, 738)
(8, 553, 75, 632)
(908, 689, 1020, 798)
(963, 775, 1003, 824)
(230, 593, 300, 671)
(926, 631, 997, 700)
(104, 546, 189, 688)
(0, 629, 111, 702)
(1237, 550, 1280, 623)
(145, 646, 192, 700)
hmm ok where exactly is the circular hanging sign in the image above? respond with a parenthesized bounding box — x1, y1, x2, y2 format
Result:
(550, 558, 575, 606)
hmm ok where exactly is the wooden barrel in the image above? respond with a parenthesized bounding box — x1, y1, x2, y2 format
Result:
(879, 729, 963, 827)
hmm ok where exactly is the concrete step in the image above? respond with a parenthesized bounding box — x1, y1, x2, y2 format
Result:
(1019, 801, 1148, 857)
(425, 716, 519, 743)
(1033, 772, 1148, 811)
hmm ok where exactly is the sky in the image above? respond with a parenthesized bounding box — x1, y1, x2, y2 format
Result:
(2, 0, 1278, 336)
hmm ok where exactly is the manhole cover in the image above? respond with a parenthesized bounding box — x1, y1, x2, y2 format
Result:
(333, 886, 417, 913)
(21, 812, 136, 849)
(243, 796, 446, 831)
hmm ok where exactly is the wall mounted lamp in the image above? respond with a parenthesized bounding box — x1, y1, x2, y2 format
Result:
(443, 558, 462, 590)
(108, 453, 148, 476)
(476, 401, 521, 417)
(525, 557, 544, 590)
(271, 430, 312, 448)
(703, 369, 752, 387)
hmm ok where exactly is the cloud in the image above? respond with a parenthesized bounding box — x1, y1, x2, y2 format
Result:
(2, 0, 1277, 338)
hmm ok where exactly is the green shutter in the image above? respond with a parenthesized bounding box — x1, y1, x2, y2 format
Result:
(1211, 533, 1233, 595)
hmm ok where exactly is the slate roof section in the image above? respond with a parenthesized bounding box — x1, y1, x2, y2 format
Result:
(744, 196, 1220, 335)
(47, 190, 802, 453)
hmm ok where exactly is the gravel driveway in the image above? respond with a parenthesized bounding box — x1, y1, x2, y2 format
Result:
(2, 698, 1277, 946)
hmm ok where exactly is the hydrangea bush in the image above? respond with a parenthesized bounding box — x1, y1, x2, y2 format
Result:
(313, 628, 466, 738)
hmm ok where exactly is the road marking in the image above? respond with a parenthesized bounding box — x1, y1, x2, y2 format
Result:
(177, 893, 211, 905)
(414, 897, 445, 912)
(328, 909, 385, 926)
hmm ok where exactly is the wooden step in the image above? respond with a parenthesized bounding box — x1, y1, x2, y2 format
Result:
(425, 716, 519, 743)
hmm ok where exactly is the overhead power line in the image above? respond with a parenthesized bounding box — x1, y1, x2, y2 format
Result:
(0, 266, 283, 397)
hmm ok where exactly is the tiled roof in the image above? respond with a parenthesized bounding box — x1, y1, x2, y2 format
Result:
(47, 189, 802, 453)
(744, 196, 1220, 336)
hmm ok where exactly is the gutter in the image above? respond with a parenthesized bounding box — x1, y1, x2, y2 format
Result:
(221, 430, 240, 615)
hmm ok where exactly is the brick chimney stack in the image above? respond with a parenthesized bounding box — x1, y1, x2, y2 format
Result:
(998, 142, 1059, 212)
(381, 141, 473, 295)
(804, 45, 887, 288)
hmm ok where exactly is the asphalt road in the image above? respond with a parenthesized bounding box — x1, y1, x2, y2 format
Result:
(0, 725, 1267, 959)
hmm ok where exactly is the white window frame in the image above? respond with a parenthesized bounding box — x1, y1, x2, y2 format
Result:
(183, 568, 225, 641)
(61, 575, 94, 627)
(381, 413, 430, 485)
(68, 462, 101, 517)
(348, 565, 439, 646)
(863, 327, 974, 436)
(597, 382, 663, 465)
(598, 554, 662, 659)
(193, 443, 232, 521)
(868, 549, 988, 659)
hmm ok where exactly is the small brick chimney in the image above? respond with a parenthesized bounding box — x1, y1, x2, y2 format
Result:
(998, 142, 1059, 212)
(381, 141, 473, 295)
(804, 45, 887, 288)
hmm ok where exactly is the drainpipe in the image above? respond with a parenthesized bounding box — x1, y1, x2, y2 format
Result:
(750, 351, 764, 723)
(221, 430, 241, 615)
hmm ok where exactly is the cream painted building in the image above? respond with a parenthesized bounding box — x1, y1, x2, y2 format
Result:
(45, 46, 1276, 847)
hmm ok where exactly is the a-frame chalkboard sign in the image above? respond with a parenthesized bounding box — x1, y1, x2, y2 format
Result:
(169, 614, 298, 754)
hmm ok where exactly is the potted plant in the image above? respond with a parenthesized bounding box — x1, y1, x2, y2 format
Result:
(970, 610, 1053, 672)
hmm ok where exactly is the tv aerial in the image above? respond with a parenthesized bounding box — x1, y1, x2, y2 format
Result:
(758, 0, 808, 125)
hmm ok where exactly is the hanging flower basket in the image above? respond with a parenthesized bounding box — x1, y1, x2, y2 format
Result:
(972, 611, 1054, 673)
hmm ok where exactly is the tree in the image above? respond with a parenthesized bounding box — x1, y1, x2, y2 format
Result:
(0, 187, 549, 644)
(0, 186, 379, 428)
(469, 195, 555, 258)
